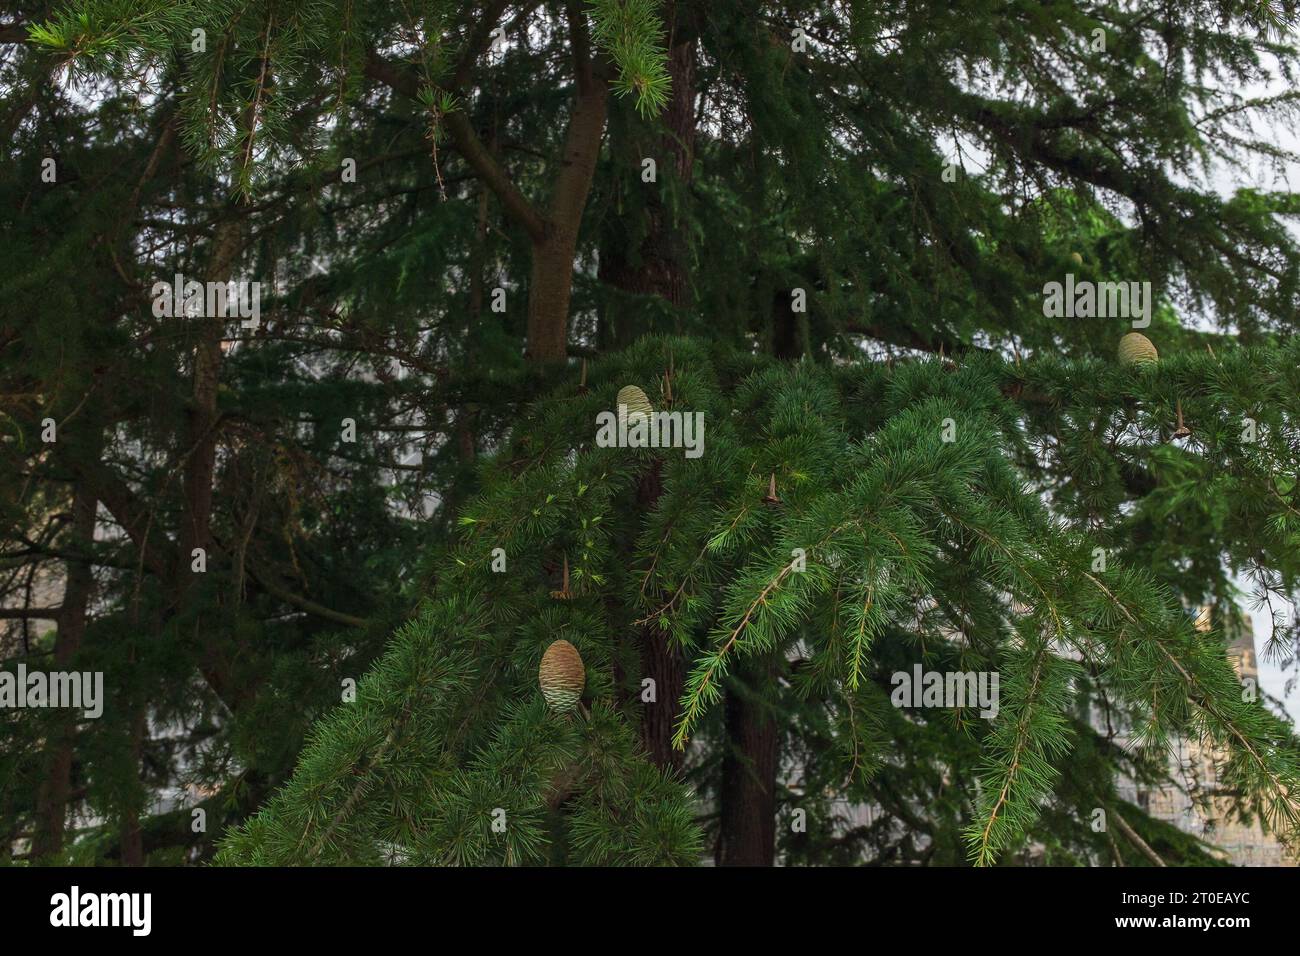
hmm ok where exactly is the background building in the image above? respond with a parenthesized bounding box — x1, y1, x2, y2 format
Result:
(1117, 605, 1297, 866)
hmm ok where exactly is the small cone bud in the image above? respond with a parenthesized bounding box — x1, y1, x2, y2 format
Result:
(549, 556, 573, 600)
(762, 473, 781, 505)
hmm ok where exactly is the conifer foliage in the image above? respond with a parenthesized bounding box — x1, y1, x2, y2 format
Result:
(3, 0, 1300, 867)
(217, 338, 1300, 864)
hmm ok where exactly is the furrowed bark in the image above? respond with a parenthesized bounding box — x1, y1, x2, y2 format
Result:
(717, 653, 780, 866)
(598, 9, 697, 769)
(634, 460, 685, 771)
(599, 11, 697, 347)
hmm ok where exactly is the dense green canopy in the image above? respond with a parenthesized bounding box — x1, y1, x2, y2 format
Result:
(2, 0, 1299, 866)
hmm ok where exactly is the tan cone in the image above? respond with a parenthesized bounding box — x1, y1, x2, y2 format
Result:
(539, 639, 585, 712)
(1118, 332, 1158, 366)
(616, 385, 653, 430)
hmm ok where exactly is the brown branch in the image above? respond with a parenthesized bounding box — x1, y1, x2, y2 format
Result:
(444, 112, 548, 241)
(243, 561, 367, 629)
(449, 0, 513, 90)
(566, 0, 595, 93)
(0, 22, 29, 44)
(1111, 810, 1167, 867)
(72, 460, 176, 581)
(362, 50, 548, 242)
(546, 13, 609, 226)
(0, 606, 62, 620)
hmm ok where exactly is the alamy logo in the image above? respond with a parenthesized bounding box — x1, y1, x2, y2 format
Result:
(151, 273, 261, 328)
(595, 406, 706, 459)
(1042, 274, 1151, 328)
(50, 886, 151, 936)
(891, 665, 1000, 718)
(0, 664, 103, 718)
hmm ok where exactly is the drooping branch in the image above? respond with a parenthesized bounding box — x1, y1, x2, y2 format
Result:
(244, 562, 368, 630)
(1111, 810, 1167, 867)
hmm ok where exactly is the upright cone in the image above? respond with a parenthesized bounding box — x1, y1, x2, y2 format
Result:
(539, 639, 585, 713)
(616, 385, 653, 430)
(1118, 332, 1158, 366)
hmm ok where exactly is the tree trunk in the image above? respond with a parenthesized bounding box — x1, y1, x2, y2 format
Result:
(178, 216, 243, 585)
(118, 706, 147, 866)
(595, 18, 697, 770)
(30, 477, 97, 859)
(772, 287, 806, 360)
(525, 68, 609, 363)
(634, 460, 685, 771)
(177, 216, 248, 709)
(598, 20, 697, 347)
(640, 625, 685, 772)
(717, 654, 779, 866)
(468, 186, 490, 322)
(527, 232, 585, 362)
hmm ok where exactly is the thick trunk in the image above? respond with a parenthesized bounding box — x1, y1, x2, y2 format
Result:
(662, 24, 698, 185)
(118, 706, 147, 866)
(717, 655, 779, 866)
(721, 255, 799, 862)
(772, 287, 805, 360)
(589, 16, 698, 768)
(526, 232, 584, 362)
(634, 461, 685, 771)
(599, 25, 697, 347)
(595, 28, 697, 769)
(525, 70, 609, 363)
(640, 625, 685, 771)
(30, 478, 97, 859)
(119, 815, 144, 867)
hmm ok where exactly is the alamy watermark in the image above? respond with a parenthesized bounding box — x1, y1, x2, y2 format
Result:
(151, 273, 261, 328)
(891, 664, 999, 718)
(0, 664, 103, 718)
(1042, 274, 1151, 329)
(50, 886, 151, 936)
(595, 406, 706, 459)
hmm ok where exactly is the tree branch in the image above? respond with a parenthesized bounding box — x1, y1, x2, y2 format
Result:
(0, 607, 62, 620)
(449, 0, 514, 90)
(363, 50, 548, 243)
(444, 112, 549, 242)
(0, 22, 29, 44)
(1111, 810, 1167, 867)
(244, 561, 368, 629)
(71, 459, 176, 581)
